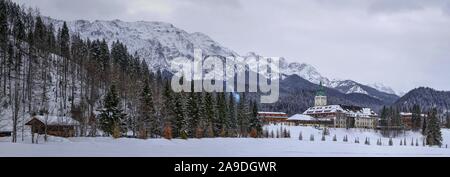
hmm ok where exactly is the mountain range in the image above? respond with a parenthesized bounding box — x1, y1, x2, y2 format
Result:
(41, 17, 450, 113)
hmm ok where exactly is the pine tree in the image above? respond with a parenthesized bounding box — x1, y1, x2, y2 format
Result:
(411, 104, 422, 131)
(138, 82, 156, 138)
(216, 92, 228, 136)
(172, 92, 187, 138)
(237, 92, 249, 136)
(426, 108, 442, 146)
(299, 132, 303, 140)
(249, 100, 262, 137)
(228, 93, 237, 136)
(99, 85, 126, 136)
(204, 92, 215, 137)
(186, 82, 200, 137)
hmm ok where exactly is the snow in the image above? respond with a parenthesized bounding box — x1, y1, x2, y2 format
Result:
(258, 112, 287, 114)
(369, 82, 398, 96)
(346, 85, 369, 95)
(288, 114, 315, 121)
(1, 124, 450, 157)
(32, 115, 79, 126)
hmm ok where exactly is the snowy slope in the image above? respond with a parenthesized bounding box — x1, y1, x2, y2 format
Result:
(369, 83, 398, 95)
(1, 124, 450, 157)
(44, 18, 238, 70)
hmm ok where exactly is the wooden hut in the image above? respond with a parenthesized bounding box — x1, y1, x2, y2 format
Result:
(25, 115, 79, 137)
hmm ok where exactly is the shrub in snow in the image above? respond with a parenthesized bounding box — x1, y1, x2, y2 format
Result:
(163, 124, 172, 140)
(195, 127, 203, 139)
(415, 139, 419, 146)
(333, 135, 337, 141)
(411, 138, 414, 146)
(112, 125, 121, 139)
(270, 130, 274, 138)
(321, 134, 325, 141)
(400, 140, 403, 146)
(299, 132, 303, 141)
(180, 131, 188, 140)
(310, 134, 314, 141)
(389, 138, 393, 146)
(207, 126, 214, 137)
(404, 138, 407, 146)
(250, 128, 258, 138)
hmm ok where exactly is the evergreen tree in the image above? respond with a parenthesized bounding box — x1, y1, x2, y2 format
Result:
(249, 100, 262, 136)
(426, 108, 442, 146)
(411, 104, 422, 131)
(237, 92, 249, 136)
(138, 82, 156, 138)
(203, 92, 215, 137)
(99, 85, 126, 136)
(186, 82, 200, 137)
(216, 92, 228, 136)
(172, 91, 187, 138)
(228, 93, 237, 135)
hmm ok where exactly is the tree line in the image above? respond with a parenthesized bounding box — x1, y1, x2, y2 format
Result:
(379, 104, 443, 146)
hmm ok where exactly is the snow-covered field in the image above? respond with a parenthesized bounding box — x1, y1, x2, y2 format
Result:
(1, 124, 450, 157)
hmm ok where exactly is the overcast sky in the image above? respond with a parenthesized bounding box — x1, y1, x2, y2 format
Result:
(12, 0, 450, 93)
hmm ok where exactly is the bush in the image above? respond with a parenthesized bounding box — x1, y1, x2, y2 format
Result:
(250, 128, 258, 138)
(195, 127, 203, 139)
(180, 130, 188, 140)
(112, 125, 121, 139)
(163, 124, 172, 140)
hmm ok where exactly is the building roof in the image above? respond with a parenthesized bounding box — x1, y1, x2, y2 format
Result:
(303, 105, 377, 118)
(288, 114, 316, 121)
(258, 112, 287, 115)
(303, 105, 345, 114)
(400, 112, 427, 117)
(27, 115, 79, 126)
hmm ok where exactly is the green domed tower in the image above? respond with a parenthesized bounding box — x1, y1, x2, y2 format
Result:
(314, 82, 327, 106)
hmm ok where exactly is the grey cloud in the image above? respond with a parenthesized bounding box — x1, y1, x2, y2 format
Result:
(368, 0, 424, 14)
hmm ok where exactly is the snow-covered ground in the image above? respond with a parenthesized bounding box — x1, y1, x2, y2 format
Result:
(1, 124, 450, 157)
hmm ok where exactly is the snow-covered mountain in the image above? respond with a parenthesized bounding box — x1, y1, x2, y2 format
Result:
(45, 18, 238, 70)
(369, 83, 398, 95)
(43, 18, 398, 100)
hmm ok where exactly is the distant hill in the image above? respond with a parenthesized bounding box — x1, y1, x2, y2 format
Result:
(260, 75, 386, 115)
(393, 87, 450, 113)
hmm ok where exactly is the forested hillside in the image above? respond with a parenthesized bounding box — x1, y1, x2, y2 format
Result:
(0, 0, 261, 142)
